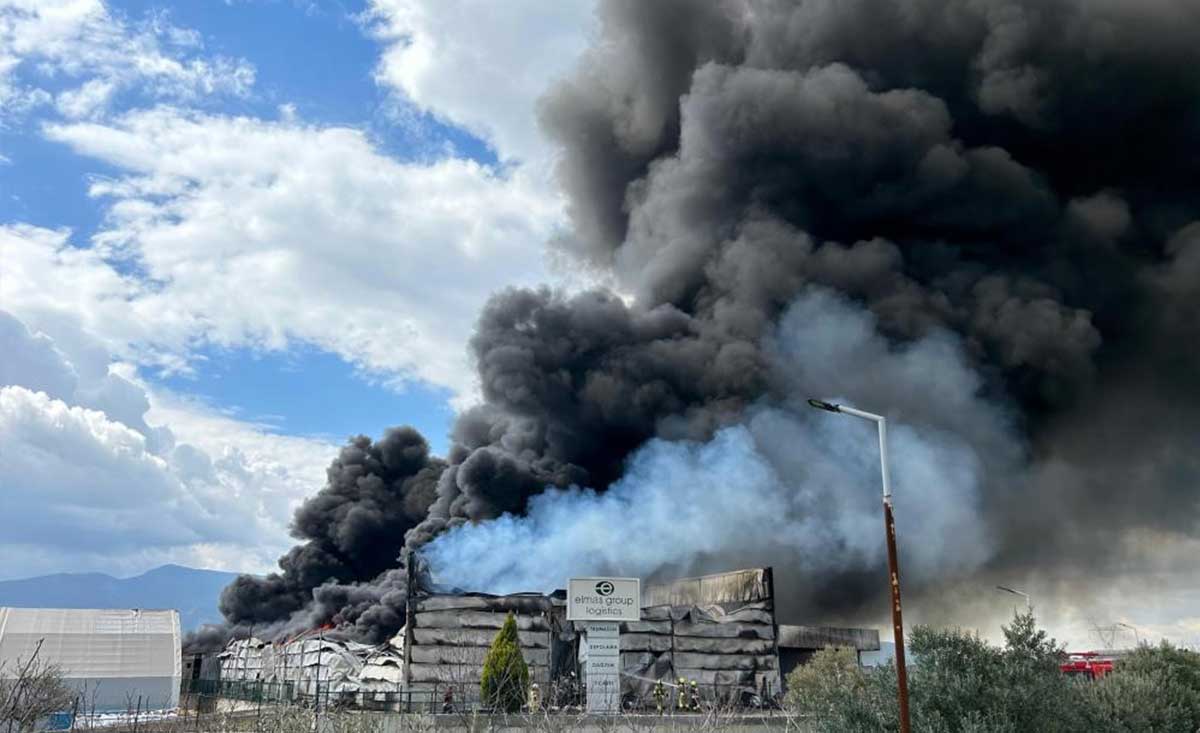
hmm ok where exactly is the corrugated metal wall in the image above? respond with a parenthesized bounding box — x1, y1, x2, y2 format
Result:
(0, 607, 180, 712)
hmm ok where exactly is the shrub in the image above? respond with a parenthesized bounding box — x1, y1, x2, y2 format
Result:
(907, 625, 1006, 729)
(480, 612, 529, 713)
(784, 646, 864, 715)
(784, 646, 897, 732)
(783, 613, 1089, 733)
(993, 612, 1080, 732)
(0, 648, 75, 733)
(781, 615, 1200, 733)
(1079, 642, 1200, 732)
(1117, 640, 1200, 690)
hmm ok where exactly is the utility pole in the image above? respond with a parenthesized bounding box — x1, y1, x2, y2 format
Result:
(242, 624, 254, 699)
(316, 627, 323, 713)
(808, 399, 911, 733)
(403, 550, 416, 688)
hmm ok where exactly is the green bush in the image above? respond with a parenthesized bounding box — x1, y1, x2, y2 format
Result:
(906, 625, 1008, 731)
(784, 646, 864, 713)
(907, 613, 1085, 732)
(480, 612, 529, 713)
(784, 613, 1083, 732)
(784, 647, 897, 732)
(782, 615, 1200, 733)
(992, 612, 1080, 732)
(1118, 640, 1200, 690)
(1079, 642, 1200, 732)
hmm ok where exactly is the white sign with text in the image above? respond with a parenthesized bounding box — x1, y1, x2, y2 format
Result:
(571, 578, 639, 713)
(567, 578, 641, 622)
(583, 622, 622, 713)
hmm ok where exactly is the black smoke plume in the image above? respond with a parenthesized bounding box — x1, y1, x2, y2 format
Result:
(220, 0, 1200, 642)
(218, 427, 442, 641)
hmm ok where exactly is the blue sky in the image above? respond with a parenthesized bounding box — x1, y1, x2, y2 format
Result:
(91, 0, 478, 454)
(159, 345, 454, 452)
(0, 0, 516, 456)
(0, 0, 588, 581)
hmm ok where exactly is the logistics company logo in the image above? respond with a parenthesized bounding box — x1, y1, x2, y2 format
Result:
(567, 577, 641, 621)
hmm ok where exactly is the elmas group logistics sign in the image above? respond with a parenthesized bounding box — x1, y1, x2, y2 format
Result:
(567, 577, 641, 621)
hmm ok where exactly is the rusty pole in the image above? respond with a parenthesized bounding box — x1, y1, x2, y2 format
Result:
(807, 399, 911, 733)
(884, 497, 911, 733)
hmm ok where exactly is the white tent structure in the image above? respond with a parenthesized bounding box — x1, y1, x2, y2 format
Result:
(0, 608, 181, 712)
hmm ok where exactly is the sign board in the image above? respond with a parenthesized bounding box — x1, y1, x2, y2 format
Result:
(585, 674, 620, 712)
(567, 577, 641, 622)
(582, 622, 622, 713)
(584, 621, 619, 637)
(587, 636, 620, 656)
(571, 579, 639, 713)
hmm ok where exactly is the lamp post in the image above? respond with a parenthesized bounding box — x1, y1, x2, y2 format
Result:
(995, 585, 1032, 612)
(1116, 622, 1141, 647)
(807, 398, 911, 733)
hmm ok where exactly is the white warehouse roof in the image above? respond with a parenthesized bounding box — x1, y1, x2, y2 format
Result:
(0, 607, 181, 712)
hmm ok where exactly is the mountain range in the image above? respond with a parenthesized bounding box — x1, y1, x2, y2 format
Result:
(0, 564, 239, 631)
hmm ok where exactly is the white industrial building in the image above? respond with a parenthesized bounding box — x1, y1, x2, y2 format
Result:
(0, 607, 181, 712)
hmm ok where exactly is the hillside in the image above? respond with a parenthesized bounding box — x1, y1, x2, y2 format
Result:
(0, 564, 239, 631)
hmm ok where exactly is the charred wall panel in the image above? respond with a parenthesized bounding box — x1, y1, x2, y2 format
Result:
(609, 600, 781, 703)
(406, 593, 559, 689)
(581, 568, 784, 704)
(641, 568, 773, 609)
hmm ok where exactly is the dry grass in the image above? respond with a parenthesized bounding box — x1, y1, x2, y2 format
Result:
(114, 700, 815, 733)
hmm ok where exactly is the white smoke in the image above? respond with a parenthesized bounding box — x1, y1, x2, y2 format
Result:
(425, 288, 1016, 597)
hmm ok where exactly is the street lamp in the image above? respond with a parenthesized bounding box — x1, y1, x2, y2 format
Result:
(1116, 622, 1141, 646)
(995, 585, 1032, 612)
(807, 398, 911, 733)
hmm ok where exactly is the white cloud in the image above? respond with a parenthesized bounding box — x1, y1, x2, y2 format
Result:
(2, 1, 590, 406)
(55, 77, 116, 118)
(0, 310, 330, 580)
(144, 385, 334, 534)
(0, 0, 594, 582)
(19, 108, 559, 400)
(0, 0, 254, 122)
(366, 0, 594, 167)
(0, 103, 562, 575)
(0, 224, 153, 363)
(0, 311, 78, 398)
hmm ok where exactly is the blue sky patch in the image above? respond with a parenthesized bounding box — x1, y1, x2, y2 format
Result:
(1, 0, 500, 459)
(157, 344, 454, 455)
(0, 130, 115, 239)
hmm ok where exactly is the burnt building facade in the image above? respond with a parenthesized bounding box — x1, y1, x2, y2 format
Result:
(210, 566, 879, 707)
(397, 567, 879, 704)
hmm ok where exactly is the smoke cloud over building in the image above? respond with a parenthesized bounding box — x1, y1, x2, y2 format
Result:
(216, 0, 1200, 644)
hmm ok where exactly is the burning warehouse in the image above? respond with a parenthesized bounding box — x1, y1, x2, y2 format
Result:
(206, 0, 1200, 692)
(208, 567, 877, 707)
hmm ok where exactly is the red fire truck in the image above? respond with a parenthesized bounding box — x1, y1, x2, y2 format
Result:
(1060, 651, 1123, 679)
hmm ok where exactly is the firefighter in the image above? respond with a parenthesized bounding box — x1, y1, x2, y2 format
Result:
(689, 680, 701, 711)
(653, 679, 666, 714)
(528, 682, 541, 712)
(676, 677, 688, 711)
